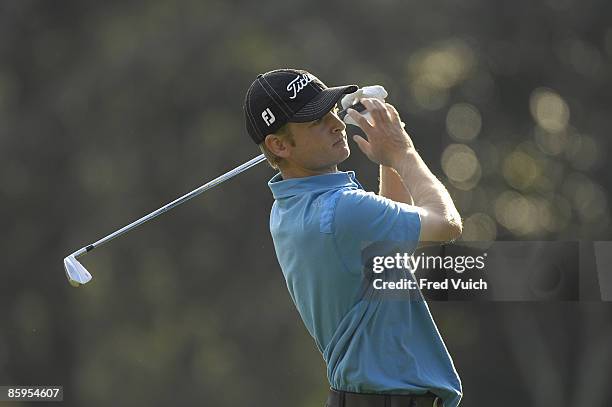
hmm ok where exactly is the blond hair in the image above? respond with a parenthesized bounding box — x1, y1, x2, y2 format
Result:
(259, 124, 295, 170)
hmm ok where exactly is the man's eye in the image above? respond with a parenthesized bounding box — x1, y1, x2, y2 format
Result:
(311, 117, 323, 126)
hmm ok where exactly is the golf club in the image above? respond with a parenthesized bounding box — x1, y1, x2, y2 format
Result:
(63, 101, 367, 287)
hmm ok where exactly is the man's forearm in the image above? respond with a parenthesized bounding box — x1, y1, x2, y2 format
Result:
(379, 165, 414, 205)
(394, 150, 462, 230)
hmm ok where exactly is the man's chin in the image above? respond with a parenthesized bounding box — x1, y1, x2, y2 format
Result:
(338, 144, 351, 162)
(338, 143, 351, 164)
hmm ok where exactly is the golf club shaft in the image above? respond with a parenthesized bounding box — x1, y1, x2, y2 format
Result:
(70, 101, 367, 259)
(73, 154, 267, 258)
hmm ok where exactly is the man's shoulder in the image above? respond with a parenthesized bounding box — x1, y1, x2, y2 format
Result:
(318, 187, 383, 216)
(334, 187, 421, 241)
(335, 188, 399, 211)
(333, 189, 401, 229)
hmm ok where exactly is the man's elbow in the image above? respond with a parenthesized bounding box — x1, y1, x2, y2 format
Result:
(435, 211, 463, 243)
(417, 208, 463, 244)
(445, 217, 463, 242)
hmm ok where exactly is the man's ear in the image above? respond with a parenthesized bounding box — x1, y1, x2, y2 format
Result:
(264, 133, 291, 158)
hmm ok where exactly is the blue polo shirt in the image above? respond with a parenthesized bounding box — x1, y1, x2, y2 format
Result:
(268, 171, 462, 407)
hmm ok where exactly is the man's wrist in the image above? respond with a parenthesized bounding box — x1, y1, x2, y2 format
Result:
(390, 148, 418, 174)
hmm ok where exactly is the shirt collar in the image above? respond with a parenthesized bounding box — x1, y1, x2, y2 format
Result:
(268, 171, 362, 199)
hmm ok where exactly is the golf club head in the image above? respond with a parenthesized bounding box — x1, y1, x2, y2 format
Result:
(64, 255, 92, 287)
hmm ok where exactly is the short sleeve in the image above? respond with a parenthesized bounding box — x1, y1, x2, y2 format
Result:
(334, 189, 421, 247)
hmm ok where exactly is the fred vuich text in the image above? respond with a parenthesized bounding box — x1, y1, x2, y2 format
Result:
(373, 278, 488, 291)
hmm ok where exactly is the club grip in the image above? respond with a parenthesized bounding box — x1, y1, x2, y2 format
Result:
(339, 101, 367, 120)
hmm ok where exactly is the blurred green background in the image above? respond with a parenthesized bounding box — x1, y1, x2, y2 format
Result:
(1, 0, 611, 406)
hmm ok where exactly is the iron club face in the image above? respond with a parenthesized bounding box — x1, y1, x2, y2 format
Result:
(64, 255, 92, 287)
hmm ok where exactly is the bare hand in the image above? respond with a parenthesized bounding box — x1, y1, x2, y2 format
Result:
(347, 98, 415, 169)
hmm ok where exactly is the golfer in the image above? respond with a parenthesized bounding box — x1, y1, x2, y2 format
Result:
(244, 69, 463, 407)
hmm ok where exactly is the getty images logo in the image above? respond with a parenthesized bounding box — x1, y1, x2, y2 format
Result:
(287, 73, 313, 99)
(262, 108, 275, 126)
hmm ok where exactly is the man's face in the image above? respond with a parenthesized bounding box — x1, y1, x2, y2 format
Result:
(282, 107, 350, 175)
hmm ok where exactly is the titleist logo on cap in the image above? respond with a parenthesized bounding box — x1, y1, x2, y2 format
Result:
(287, 73, 313, 99)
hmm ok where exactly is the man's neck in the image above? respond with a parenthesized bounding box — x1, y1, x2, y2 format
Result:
(279, 165, 339, 180)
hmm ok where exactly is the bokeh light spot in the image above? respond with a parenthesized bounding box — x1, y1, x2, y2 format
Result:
(407, 39, 475, 111)
(494, 191, 541, 235)
(533, 126, 569, 156)
(565, 133, 601, 171)
(529, 88, 570, 132)
(461, 213, 497, 241)
(502, 150, 539, 190)
(441, 144, 481, 189)
(446, 103, 482, 142)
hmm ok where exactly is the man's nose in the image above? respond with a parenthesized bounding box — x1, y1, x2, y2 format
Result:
(330, 112, 346, 132)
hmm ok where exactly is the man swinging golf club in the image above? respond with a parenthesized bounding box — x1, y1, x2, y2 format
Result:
(244, 69, 463, 407)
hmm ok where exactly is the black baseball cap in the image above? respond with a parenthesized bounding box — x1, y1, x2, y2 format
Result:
(244, 69, 358, 144)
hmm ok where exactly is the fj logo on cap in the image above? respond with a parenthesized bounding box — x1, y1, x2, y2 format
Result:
(287, 73, 313, 99)
(262, 108, 275, 126)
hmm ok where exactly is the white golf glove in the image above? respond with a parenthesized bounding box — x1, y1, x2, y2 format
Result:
(341, 85, 388, 127)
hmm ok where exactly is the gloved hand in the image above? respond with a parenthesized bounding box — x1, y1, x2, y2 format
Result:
(341, 85, 388, 127)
